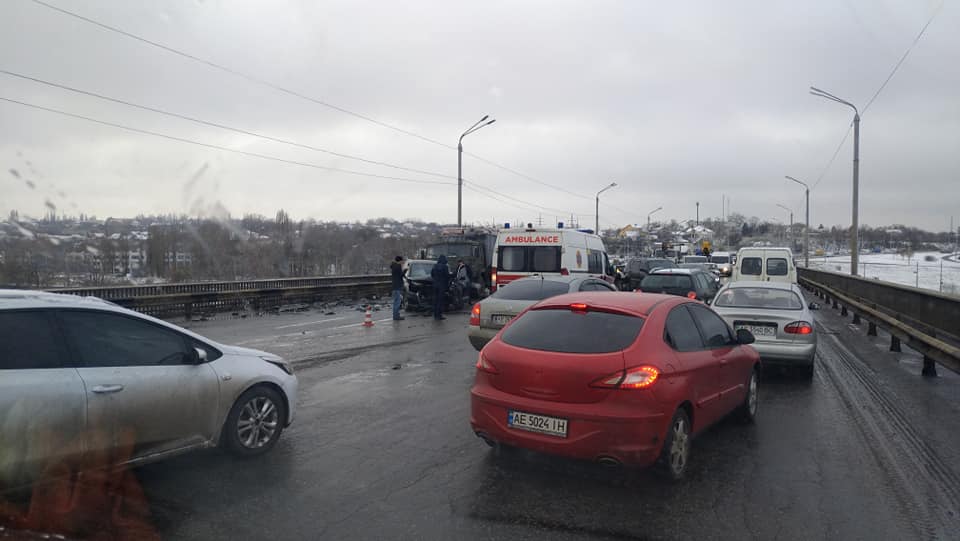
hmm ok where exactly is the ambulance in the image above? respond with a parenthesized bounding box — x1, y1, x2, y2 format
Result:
(491, 224, 612, 290)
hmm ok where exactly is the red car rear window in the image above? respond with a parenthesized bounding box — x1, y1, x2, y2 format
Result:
(501, 308, 644, 354)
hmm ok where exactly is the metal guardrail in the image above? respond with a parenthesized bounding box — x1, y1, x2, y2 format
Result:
(798, 268, 960, 375)
(47, 275, 391, 319)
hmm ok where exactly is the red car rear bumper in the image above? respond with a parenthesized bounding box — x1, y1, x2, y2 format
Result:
(470, 385, 668, 467)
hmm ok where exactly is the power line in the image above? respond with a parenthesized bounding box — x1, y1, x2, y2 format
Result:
(811, 123, 853, 193)
(1, 69, 598, 218)
(862, 0, 945, 114)
(461, 184, 547, 217)
(27, 0, 454, 151)
(0, 68, 456, 181)
(461, 152, 591, 200)
(28, 0, 587, 201)
(802, 1, 943, 207)
(461, 179, 591, 217)
(0, 96, 454, 186)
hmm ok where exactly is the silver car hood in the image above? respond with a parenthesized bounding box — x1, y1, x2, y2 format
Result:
(217, 344, 282, 361)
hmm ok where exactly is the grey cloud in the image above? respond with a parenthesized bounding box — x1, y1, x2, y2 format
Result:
(1, 0, 957, 230)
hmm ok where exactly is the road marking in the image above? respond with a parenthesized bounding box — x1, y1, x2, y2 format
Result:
(276, 316, 349, 329)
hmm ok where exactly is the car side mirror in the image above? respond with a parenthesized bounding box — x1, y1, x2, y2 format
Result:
(704, 298, 712, 305)
(808, 302, 821, 310)
(736, 328, 756, 345)
(193, 347, 208, 363)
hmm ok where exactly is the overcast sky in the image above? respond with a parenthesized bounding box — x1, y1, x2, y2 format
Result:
(1, 0, 957, 231)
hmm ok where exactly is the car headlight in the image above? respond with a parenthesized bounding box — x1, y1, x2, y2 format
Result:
(261, 356, 294, 375)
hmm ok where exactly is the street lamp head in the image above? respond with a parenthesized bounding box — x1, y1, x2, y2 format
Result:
(485, 119, 496, 126)
(479, 115, 489, 122)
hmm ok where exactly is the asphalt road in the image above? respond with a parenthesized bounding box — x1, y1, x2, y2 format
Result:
(134, 296, 960, 541)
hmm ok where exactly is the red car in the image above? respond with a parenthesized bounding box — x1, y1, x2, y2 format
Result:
(470, 292, 760, 479)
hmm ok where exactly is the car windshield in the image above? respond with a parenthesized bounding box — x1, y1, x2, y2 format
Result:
(493, 279, 569, 300)
(501, 308, 644, 353)
(711, 256, 731, 264)
(641, 274, 694, 290)
(407, 262, 434, 280)
(713, 287, 804, 310)
(683, 256, 708, 263)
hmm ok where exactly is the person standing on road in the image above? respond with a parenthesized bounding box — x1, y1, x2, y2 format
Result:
(390, 255, 406, 321)
(431, 255, 450, 320)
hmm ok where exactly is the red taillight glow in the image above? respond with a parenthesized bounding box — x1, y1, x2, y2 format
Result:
(785, 321, 814, 335)
(475, 352, 498, 374)
(560, 268, 570, 276)
(491, 269, 498, 291)
(687, 291, 697, 299)
(470, 303, 481, 326)
(569, 302, 588, 312)
(590, 365, 660, 390)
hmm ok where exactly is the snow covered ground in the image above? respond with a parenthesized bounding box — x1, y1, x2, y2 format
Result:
(806, 251, 960, 297)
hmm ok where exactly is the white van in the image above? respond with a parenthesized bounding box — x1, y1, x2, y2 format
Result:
(491, 226, 611, 290)
(732, 247, 797, 283)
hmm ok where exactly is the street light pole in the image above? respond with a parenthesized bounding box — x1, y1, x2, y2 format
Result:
(785, 176, 810, 267)
(695, 202, 700, 227)
(811, 86, 861, 276)
(458, 115, 496, 226)
(647, 206, 663, 255)
(776, 204, 793, 250)
(595, 182, 618, 234)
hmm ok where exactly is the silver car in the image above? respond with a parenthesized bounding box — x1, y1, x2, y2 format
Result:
(710, 281, 818, 378)
(0, 290, 298, 488)
(468, 275, 617, 351)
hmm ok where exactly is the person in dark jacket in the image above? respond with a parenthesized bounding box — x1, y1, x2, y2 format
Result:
(390, 255, 406, 321)
(430, 255, 450, 320)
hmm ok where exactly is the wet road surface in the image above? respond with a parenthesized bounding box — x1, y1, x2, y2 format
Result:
(138, 297, 960, 540)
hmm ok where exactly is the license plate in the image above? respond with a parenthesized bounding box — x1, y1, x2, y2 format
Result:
(491, 314, 513, 326)
(507, 410, 568, 438)
(737, 324, 776, 337)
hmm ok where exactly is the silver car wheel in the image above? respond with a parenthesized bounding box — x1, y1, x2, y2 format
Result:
(748, 372, 759, 417)
(237, 396, 279, 449)
(669, 417, 689, 474)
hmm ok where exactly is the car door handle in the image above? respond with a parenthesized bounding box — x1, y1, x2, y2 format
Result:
(91, 384, 125, 394)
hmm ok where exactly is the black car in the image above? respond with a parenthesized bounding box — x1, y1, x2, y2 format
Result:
(638, 268, 719, 302)
(619, 257, 677, 290)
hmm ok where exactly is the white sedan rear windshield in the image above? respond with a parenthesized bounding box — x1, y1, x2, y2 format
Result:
(713, 288, 803, 310)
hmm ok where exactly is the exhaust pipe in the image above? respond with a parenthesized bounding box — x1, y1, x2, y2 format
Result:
(475, 432, 497, 448)
(597, 456, 621, 467)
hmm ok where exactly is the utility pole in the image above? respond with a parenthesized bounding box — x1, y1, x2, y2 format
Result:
(696, 201, 699, 227)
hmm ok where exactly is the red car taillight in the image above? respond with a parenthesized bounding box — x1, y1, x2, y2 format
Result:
(785, 321, 814, 335)
(476, 352, 499, 374)
(470, 303, 481, 326)
(686, 291, 697, 299)
(590, 365, 660, 390)
(490, 269, 498, 291)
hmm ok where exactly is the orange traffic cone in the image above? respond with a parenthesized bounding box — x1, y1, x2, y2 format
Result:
(362, 305, 374, 327)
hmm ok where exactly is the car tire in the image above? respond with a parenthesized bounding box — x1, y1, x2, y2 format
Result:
(799, 362, 815, 380)
(222, 386, 286, 457)
(658, 409, 691, 481)
(736, 368, 759, 423)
